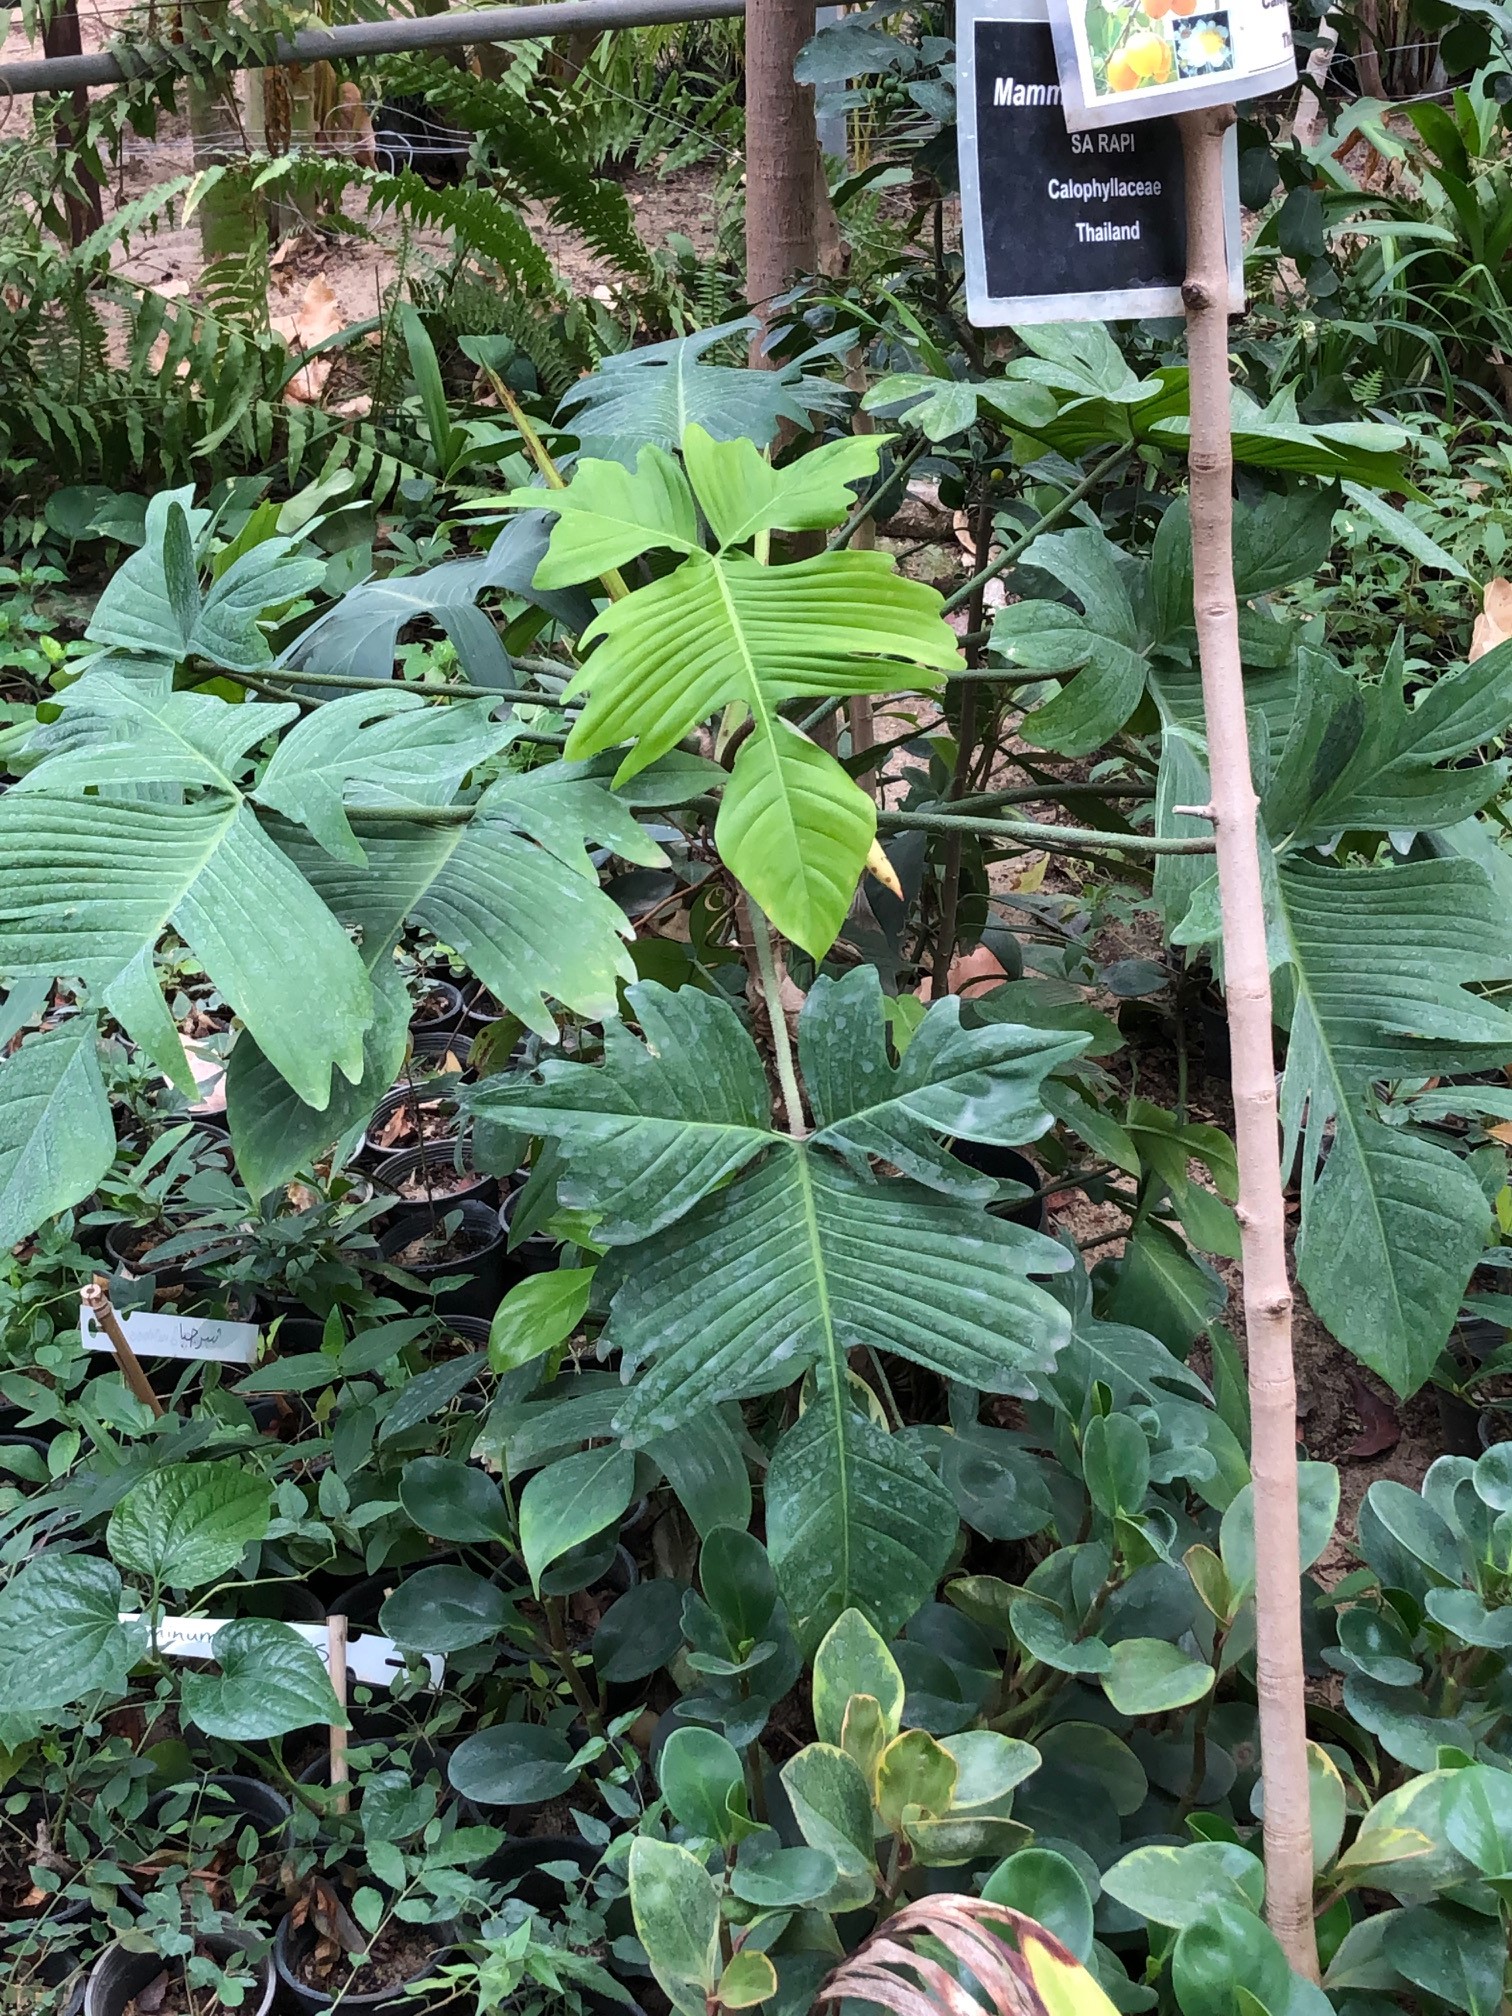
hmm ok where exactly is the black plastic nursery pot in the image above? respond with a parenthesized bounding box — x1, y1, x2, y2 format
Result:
(359, 1089, 462, 1168)
(496, 1189, 558, 1290)
(274, 1910, 456, 2015)
(118, 1775, 292, 1914)
(409, 980, 464, 1033)
(372, 1143, 499, 1215)
(376, 1200, 508, 1318)
(945, 1140, 1048, 1231)
(478, 1835, 596, 1910)
(86, 1924, 275, 2016)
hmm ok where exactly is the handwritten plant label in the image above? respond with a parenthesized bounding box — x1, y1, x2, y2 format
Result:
(124, 1614, 444, 1691)
(82, 1303, 260, 1365)
(1048, 0, 1295, 130)
(958, 0, 1241, 324)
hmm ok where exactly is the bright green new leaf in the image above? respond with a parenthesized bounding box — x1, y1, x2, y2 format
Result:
(0, 1023, 115, 1250)
(718, 1949, 778, 2010)
(489, 1267, 596, 1374)
(107, 1461, 272, 1589)
(181, 1620, 347, 1740)
(1102, 1841, 1264, 1930)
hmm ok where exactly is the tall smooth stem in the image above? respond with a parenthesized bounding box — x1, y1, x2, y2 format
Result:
(1178, 104, 1318, 1982)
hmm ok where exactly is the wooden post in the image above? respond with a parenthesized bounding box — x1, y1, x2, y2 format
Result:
(82, 1281, 166, 1418)
(1177, 104, 1318, 1983)
(743, 0, 818, 355)
(41, 0, 103, 246)
(327, 1614, 350, 1815)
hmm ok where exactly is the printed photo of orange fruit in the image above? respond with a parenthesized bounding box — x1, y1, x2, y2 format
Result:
(1107, 30, 1174, 89)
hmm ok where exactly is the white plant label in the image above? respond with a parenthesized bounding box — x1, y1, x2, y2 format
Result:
(125, 1614, 444, 1691)
(1048, 0, 1296, 130)
(82, 1303, 260, 1365)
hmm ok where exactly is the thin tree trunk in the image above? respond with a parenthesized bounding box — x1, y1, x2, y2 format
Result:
(1178, 105, 1319, 1985)
(744, 0, 818, 356)
(42, 0, 103, 246)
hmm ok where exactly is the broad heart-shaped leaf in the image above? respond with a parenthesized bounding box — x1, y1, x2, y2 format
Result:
(767, 1398, 959, 1654)
(181, 1620, 346, 1740)
(609, 1144, 1072, 1439)
(555, 317, 849, 465)
(518, 1444, 637, 1593)
(556, 517, 959, 953)
(465, 980, 773, 1242)
(279, 515, 589, 689)
(254, 691, 518, 864)
(224, 960, 409, 1201)
(0, 792, 371, 1109)
(107, 1460, 272, 1589)
(803, 966, 1088, 1192)
(1272, 855, 1512, 1395)
(0, 1554, 139, 1710)
(1266, 639, 1512, 845)
(86, 491, 324, 674)
(275, 760, 660, 1040)
(0, 1022, 115, 1249)
(628, 1837, 721, 2016)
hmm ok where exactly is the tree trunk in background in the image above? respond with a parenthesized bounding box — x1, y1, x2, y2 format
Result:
(1178, 105, 1319, 1984)
(42, 0, 102, 246)
(744, 0, 817, 358)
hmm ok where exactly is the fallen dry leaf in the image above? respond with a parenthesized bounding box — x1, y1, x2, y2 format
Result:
(1470, 577, 1512, 662)
(1344, 1371, 1401, 1460)
(272, 276, 344, 405)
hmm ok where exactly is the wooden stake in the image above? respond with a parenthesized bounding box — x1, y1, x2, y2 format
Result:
(1177, 104, 1318, 1982)
(327, 1614, 350, 1816)
(82, 1281, 165, 1418)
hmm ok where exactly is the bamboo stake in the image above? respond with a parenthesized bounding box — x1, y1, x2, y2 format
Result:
(82, 1281, 166, 1418)
(327, 1614, 350, 1816)
(1178, 104, 1318, 1981)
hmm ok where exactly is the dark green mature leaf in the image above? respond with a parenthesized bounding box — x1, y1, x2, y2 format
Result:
(107, 1461, 272, 1589)
(0, 793, 371, 1109)
(181, 1620, 346, 1740)
(0, 1023, 115, 1249)
(18, 677, 296, 796)
(280, 516, 588, 689)
(996, 528, 1150, 758)
(766, 1398, 956, 1653)
(556, 319, 848, 465)
(225, 961, 409, 1200)
(278, 760, 660, 1040)
(0, 1555, 139, 1710)
(1274, 856, 1512, 1394)
(87, 490, 324, 674)
(254, 691, 518, 863)
(467, 982, 772, 1241)
(1269, 640, 1511, 844)
(519, 1445, 637, 1593)
(803, 967, 1088, 1192)
(450, 1724, 577, 1805)
(1387, 1902, 1507, 2016)
(609, 1148, 1071, 1438)
(380, 1564, 512, 1653)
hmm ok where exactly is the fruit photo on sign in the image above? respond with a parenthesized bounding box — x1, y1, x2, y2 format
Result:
(1084, 0, 1235, 94)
